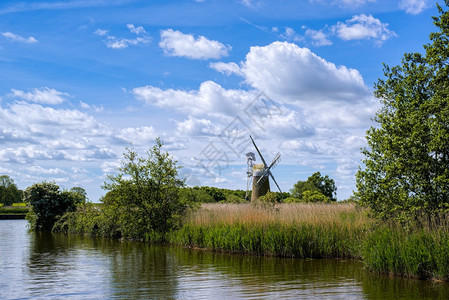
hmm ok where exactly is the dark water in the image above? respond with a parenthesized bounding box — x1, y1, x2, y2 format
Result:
(1, 220, 448, 299)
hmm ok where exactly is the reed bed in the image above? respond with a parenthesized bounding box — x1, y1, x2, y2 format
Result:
(187, 203, 368, 227)
(169, 203, 369, 259)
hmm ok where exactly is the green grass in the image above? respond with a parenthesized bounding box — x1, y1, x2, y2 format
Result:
(0, 205, 29, 214)
(169, 222, 364, 258)
(12, 203, 26, 207)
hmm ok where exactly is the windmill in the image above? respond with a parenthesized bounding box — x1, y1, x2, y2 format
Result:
(247, 135, 282, 201)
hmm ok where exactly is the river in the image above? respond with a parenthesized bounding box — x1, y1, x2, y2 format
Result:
(1, 219, 448, 299)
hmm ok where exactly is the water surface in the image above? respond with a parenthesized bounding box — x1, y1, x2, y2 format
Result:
(1, 220, 448, 299)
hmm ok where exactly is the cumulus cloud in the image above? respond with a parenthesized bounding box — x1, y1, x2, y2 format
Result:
(241, 41, 369, 103)
(116, 126, 158, 145)
(159, 29, 231, 60)
(399, 0, 427, 15)
(10, 87, 68, 104)
(133, 80, 254, 117)
(333, 14, 396, 44)
(176, 117, 222, 137)
(2, 32, 37, 43)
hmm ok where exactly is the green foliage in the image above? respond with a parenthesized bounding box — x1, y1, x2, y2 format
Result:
(225, 194, 245, 203)
(0, 205, 29, 214)
(101, 138, 194, 240)
(357, 3, 449, 225)
(302, 190, 330, 203)
(181, 186, 246, 203)
(291, 172, 337, 201)
(69, 187, 88, 203)
(258, 191, 279, 204)
(0, 175, 23, 206)
(282, 197, 302, 203)
(53, 202, 122, 238)
(24, 182, 77, 231)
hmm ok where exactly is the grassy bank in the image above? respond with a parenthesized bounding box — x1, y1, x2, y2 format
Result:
(53, 202, 449, 281)
(0, 205, 29, 215)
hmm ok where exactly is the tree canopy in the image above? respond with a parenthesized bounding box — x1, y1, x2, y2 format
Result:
(291, 172, 337, 202)
(356, 2, 449, 225)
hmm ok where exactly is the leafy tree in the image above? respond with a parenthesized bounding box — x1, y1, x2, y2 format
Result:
(356, 2, 449, 225)
(102, 138, 194, 240)
(24, 182, 77, 231)
(0, 175, 22, 205)
(70, 187, 88, 203)
(291, 172, 337, 201)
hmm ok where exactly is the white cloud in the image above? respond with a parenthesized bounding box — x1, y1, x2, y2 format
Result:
(10, 87, 68, 104)
(333, 14, 396, 44)
(126, 24, 146, 35)
(93, 28, 108, 36)
(79, 101, 104, 112)
(310, 0, 375, 6)
(399, 0, 427, 15)
(116, 126, 158, 145)
(334, 0, 375, 5)
(209, 62, 242, 76)
(176, 117, 221, 137)
(95, 24, 151, 49)
(133, 80, 254, 117)
(241, 41, 368, 104)
(2, 32, 37, 43)
(305, 28, 332, 46)
(26, 165, 66, 175)
(240, 0, 254, 7)
(105, 36, 150, 49)
(159, 29, 231, 60)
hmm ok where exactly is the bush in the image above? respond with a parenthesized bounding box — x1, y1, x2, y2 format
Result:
(24, 182, 78, 231)
(302, 190, 330, 203)
(282, 197, 303, 203)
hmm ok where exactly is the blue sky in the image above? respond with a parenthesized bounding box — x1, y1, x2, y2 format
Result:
(0, 0, 441, 201)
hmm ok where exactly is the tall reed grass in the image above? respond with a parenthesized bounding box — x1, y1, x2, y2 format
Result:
(169, 203, 369, 259)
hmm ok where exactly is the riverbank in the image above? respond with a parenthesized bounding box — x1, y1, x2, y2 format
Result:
(53, 202, 449, 281)
(0, 205, 29, 219)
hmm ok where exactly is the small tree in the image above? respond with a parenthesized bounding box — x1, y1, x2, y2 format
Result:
(102, 138, 194, 240)
(24, 182, 77, 231)
(291, 172, 337, 201)
(0, 175, 22, 205)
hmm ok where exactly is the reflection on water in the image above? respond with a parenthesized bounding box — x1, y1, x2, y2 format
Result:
(1, 220, 448, 299)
